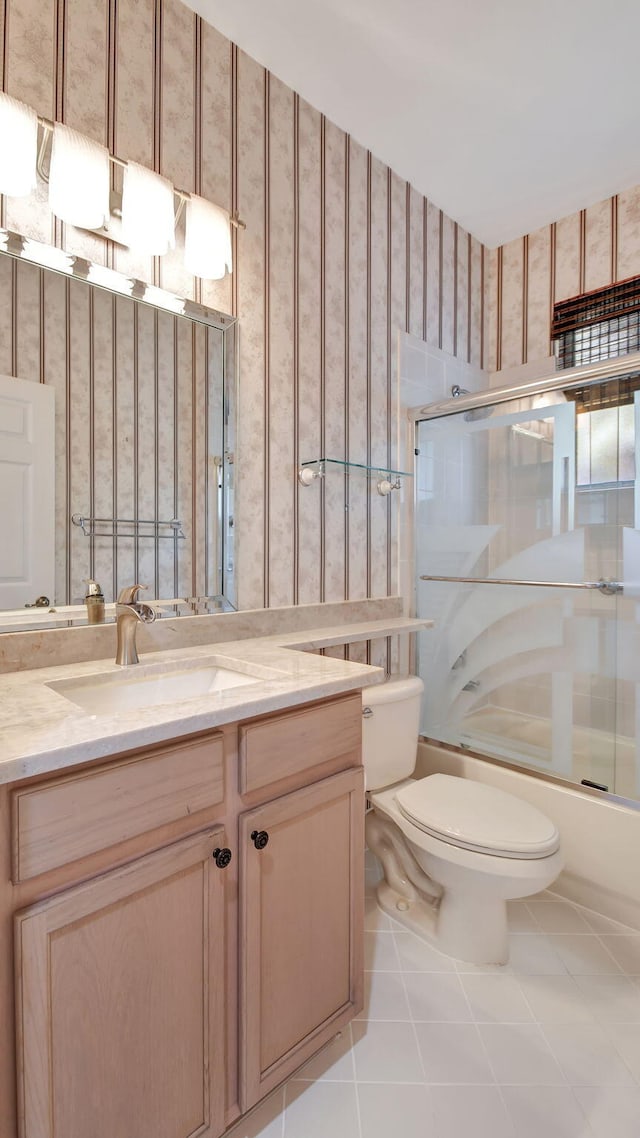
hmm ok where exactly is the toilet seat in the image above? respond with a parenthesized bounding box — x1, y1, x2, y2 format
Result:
(395, 774, 560, 860)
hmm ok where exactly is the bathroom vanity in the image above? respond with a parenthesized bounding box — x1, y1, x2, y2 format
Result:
(0, 617, 434, 1138)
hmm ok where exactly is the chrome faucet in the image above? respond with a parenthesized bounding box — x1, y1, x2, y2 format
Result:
(115, 584, 156, 666)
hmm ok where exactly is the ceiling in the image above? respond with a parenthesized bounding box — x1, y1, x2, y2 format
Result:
(183, 0, 640, 248)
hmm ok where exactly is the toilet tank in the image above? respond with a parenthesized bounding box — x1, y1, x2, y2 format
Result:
(362, 675, 424, 791)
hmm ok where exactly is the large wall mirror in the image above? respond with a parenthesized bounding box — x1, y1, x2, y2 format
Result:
(0, 229, 237, 633)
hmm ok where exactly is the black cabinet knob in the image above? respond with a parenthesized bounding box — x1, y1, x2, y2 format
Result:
(251, 830, 269, 850)
(213, 847, 232, 869)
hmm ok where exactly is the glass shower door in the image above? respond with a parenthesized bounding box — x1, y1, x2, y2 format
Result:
(415, 378, 638, 798)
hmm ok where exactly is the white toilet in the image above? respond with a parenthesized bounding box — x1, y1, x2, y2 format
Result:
(363, 676, 563, 964)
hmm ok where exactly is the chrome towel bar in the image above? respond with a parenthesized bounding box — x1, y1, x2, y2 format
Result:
(419, 575, 622, 596)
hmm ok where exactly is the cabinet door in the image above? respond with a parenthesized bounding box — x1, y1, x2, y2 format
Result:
(240, 767, 364, 1109)
(15, 830, 228, 1138)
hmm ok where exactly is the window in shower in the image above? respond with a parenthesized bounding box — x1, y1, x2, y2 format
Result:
(553, 275, 640, 369)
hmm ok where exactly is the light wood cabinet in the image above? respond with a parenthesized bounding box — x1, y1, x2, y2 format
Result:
(15, 828, 228, 1138)
(239, 767, 364, 1109)
(1, 693, 364, 1138)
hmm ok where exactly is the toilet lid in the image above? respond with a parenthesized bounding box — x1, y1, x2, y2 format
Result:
(395, 774, 560, 859)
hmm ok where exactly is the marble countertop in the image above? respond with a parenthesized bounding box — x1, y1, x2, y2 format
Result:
(0, 617, 430, 785)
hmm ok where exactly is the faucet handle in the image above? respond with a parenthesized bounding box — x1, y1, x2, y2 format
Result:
(117, 583, 148, 604)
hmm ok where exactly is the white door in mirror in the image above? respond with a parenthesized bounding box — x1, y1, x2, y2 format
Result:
(0, 374, 55, 608)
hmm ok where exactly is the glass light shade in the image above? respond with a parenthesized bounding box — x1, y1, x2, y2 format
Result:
(121, 162, 175, 256)
(48, 124, 110, 229)
(184, 195, 232, 279)
(0, 92, 38, 197)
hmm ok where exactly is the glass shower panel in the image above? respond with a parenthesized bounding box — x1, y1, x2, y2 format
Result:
(415, 386, 621, 794)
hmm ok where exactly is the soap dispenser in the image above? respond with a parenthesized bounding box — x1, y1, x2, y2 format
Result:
(84, 578, 105, 624)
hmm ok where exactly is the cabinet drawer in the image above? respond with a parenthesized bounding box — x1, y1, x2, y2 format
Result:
(12, 733, 225, 882)
(239, 694, 361, 795)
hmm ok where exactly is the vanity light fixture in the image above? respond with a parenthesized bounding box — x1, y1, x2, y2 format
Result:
(0, 93, 38, 198)
(121, 162, 176, 257)
(185, 195, 233, 279)
(48, 123, 110, 229)
(0, 92, 245, 278)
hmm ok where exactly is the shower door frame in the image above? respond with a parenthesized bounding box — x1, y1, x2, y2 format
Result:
(409, 351, 640, 809)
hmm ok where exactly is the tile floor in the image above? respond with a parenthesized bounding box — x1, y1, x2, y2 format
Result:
(228, 853, 640, 1138)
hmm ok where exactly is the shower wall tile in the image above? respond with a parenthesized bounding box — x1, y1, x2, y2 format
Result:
(0, 0, 485, 618)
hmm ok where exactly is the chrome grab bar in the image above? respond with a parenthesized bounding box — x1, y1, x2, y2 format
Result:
(419, 575, 623, 596)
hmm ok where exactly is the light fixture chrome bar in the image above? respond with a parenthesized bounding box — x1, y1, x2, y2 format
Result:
(35, 115, 246, 230)
(420, 574, 623, 595)
(410, 352, 640, 421)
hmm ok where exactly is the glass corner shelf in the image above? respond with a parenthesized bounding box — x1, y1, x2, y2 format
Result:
(298, 457, 412, 494)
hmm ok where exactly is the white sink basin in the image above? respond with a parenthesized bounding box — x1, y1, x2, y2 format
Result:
(48, 659, 263, 716)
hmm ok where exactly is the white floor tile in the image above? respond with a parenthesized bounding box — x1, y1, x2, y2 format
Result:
(415, 1022, 495, 1084)
(291, 1027, 354, 1082)
(430, 1085, 514, 1138)
(403, 970, 472, 1022)
(603, 1022, 640, 1082)
(550, 935, 623, 975)
(501, 1086, 593, 1138)
(599, 935, 640, 974)
(364, 930, 400, 971)
(505, 933, 567, 975)
(356, 1082, 433, 1138)
(578, 909, 637, 935)
(506, 901, 539, 933)
(527, 901, 593, 934)
(574, 1087, 640, 1138)
(364, 890, 391, 931)
(542, 1022, 636, 1086)
(227, 1088, 285, 1138)
(393, 929, 457, 972)
(356, 971, 412, 1022)
(572, 974, 640, 1023)
(351, 1020, 424, 1083)
(267, 900, 640, 1138)
(283, 1081, 360, 1138)
(479, 1023, 564, 1085)
(517, 975, 594, 1024)
(461, 974, 533, 1023)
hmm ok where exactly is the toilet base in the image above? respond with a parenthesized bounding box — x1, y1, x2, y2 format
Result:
(374, 878, 509, 965)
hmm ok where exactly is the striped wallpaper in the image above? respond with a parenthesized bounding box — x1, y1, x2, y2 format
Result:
(0, 0, 486, 658)
(487, 186, 640, 377)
